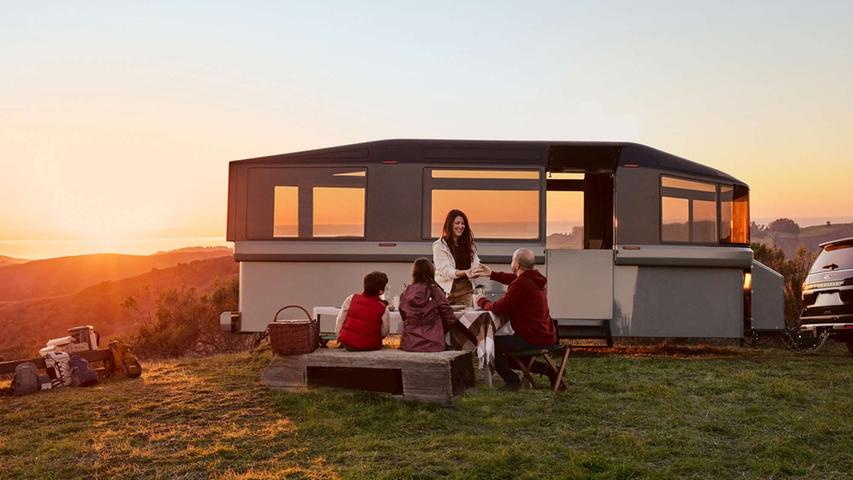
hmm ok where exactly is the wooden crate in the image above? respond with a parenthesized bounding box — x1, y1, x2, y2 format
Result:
(261, 349, 475, 405)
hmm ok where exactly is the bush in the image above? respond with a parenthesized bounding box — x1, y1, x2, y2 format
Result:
(126, 278, 253, 358)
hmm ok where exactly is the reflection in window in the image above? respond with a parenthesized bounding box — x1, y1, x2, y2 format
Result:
(431, 170, 539, 179)
(426, 168, 541, 240)
(313, 187, 365, 237)
(273, 186, 298, 237)
(546, 191, 584, 249)
(661, 176, 717, 192)
(431, 190, 539, 239)
(660, 176, 718, 244)
(692, 199, 717, 243)
(661, 197, 689, 242)
(271, 167, 366, 239)
(720, 185, 749, 244)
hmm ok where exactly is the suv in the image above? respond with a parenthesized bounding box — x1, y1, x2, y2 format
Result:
(800, 237, 853, 353)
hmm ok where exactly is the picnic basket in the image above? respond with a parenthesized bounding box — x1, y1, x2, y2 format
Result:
(268, 305, 319, 355)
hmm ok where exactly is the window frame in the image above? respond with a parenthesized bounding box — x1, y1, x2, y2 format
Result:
(719, 183, 750, 246)
(269, 166, 369, 241)
(659, 174, 721, 246)
(422, 166, 545, 242)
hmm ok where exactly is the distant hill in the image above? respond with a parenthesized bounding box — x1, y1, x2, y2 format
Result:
(0, 255, 28, 268)
(0, 247, 232, 301)
(0, 255, 238, 360)
(753, 222, 853, 258)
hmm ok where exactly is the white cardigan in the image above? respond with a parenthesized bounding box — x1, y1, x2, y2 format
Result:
(432, 238, 481, 294)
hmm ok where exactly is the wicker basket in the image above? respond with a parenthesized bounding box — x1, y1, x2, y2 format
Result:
(268, 305, 319, 355)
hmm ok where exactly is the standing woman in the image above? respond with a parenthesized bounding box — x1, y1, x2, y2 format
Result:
(433, 209, 481, 307)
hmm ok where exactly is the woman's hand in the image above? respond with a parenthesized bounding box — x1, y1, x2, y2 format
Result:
(476, 264, 492, 277)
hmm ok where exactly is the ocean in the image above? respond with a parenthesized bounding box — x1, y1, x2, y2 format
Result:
(0, 237, 231, 260)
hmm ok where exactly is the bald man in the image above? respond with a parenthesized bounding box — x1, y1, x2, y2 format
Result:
(475, 248, 558, 389)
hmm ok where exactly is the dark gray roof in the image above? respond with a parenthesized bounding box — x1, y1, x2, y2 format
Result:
(232, 139, 746, 186)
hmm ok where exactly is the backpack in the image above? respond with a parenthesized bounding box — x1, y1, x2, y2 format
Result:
(109, 341, 142, 378)
(69, 355, 99, 387)
(11, 362, 40, 396)
(44, 351, 73, 387)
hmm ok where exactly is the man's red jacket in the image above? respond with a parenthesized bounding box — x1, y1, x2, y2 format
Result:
(477, 269, 557, 346)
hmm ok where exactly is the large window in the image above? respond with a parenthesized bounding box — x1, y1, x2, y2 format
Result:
(660, 176, 749, 245)
(273, 168, 366, 238)
(424, 169, 540, 239)
(660, 176, 717, 243)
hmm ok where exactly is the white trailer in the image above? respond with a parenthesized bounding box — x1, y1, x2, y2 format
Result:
(222, 139, 784, 338)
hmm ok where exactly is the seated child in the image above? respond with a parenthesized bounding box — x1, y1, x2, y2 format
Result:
(335, 271, 390, 351)
(399, 258, 457, 352)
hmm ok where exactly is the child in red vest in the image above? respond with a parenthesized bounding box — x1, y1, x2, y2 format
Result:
(335, 271, 390, 351)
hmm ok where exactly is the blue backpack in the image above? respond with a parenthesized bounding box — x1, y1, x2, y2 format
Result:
(12, 362, 40, 396)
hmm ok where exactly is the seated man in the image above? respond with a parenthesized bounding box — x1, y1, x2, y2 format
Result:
(335, 271, 391, 351)
(475, 248, 558, 389)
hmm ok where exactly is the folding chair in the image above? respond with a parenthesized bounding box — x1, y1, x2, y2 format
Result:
(505, 343, 571, 392)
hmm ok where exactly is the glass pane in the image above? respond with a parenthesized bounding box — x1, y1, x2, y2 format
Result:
(661, 197, 689, 242)
(692, 199, 717, 243)
(720, 185, 734, 243)
(273, 186, 298, 237)
(547, 172, 585, 180)
(431, 190, 539, 238)
(431, 170, 539, 179)
(313, 187, 365, 237)
(662, 176, 717, 193)
(333, 171, 366, 177)
(732, 186, 749, 244)
(546, 191, 584, 249)
(811, 244, 853, 273)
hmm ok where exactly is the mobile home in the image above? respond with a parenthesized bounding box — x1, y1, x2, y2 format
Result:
(223, 139, 784, 338)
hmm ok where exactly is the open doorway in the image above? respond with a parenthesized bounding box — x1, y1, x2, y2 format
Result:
(545, 145, 617, 321)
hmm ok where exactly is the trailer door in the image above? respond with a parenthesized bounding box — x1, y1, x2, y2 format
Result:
(545, 173, 614, 320)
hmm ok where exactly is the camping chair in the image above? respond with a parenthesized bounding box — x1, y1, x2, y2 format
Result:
(505, 343, 571, 392)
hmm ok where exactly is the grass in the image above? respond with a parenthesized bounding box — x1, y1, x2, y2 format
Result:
(1, 343, 851, 480)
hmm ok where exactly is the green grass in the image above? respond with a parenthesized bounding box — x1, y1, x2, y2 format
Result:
(1, 344, 851, 480)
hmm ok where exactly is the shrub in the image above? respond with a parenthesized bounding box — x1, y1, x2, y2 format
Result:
(751, 243, 814, 328)
(126, 278, 253, 358)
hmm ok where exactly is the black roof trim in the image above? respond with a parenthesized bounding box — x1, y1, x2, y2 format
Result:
(819, 237, 853, 248)
(231, 139, 746, 186)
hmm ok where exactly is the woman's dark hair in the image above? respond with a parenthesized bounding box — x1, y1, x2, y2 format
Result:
(441, 209, 475, 269)
(363, 271, 388, 297)
(411, 257, 436, 285)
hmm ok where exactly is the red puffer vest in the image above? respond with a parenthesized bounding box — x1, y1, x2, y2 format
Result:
(338, 293, 386, 351)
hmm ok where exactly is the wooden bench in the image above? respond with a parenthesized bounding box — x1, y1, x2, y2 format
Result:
(262, 349, 475, 405)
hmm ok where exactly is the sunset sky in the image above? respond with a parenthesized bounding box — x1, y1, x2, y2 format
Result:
(1, 1, 851, 258)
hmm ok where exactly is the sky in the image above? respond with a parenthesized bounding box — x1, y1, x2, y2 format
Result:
(1, 1, 851, 257)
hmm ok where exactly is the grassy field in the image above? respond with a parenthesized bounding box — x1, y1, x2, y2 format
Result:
(1, 344, 851, 480)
